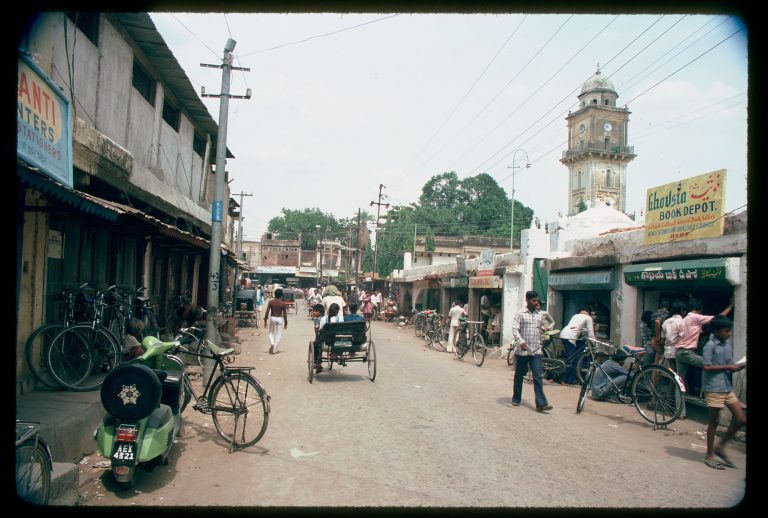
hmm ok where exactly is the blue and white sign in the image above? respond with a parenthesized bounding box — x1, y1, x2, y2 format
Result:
(212, 200, 223, 222)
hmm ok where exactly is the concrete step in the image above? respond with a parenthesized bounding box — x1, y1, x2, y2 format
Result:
(49, 462, 79, 506)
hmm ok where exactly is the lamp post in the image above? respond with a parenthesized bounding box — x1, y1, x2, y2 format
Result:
(506, 149, 530, 251)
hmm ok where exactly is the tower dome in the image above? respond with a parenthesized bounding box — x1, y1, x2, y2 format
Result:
(580, 68, 616, 95)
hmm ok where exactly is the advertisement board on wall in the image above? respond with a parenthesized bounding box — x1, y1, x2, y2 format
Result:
(477, 249, 495, 276)
(469, 276, 501, 289)
(644, 170, 726, 245)
(17, 54, 73, 188)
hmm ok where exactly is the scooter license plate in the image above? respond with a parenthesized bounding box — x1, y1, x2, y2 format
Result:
(112, 442, 137, 466)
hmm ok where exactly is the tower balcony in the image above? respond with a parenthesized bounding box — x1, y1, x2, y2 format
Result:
(561, 142, 635, 162)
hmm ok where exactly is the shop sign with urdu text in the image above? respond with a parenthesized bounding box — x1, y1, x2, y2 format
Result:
(644, 170, 726, 245)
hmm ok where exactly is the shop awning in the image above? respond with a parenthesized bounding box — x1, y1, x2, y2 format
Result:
(549, 270, 614, 291)
(623, 258, 740, 287)
(19, 166, 119, 222)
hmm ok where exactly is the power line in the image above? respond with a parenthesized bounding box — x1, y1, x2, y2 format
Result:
(413, 15, 574, 175)
(453, 15, 619, 173)
(404, 15, 528, 173)
(238, 14, 401, 57)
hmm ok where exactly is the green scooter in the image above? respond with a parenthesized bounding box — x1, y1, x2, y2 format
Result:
(94, 334, 190, 489)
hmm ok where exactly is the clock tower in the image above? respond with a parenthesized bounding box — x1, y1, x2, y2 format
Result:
(561, 67, 636, 215)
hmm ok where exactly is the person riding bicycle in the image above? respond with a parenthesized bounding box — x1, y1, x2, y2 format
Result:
(590, 349, 629, 402)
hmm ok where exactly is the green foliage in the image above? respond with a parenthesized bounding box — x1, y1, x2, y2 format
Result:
(267, 208, 342, 249)
(264, 172, 535, 279)
(424, 226, 436, 252)
(577, 198, 588, 213)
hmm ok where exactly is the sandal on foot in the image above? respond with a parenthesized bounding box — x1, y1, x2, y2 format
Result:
(714, 449, 736, 468)
(704, 458, 726, 470)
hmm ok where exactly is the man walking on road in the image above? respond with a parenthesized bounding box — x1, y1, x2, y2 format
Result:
(264, 288, 288, 354)
(511, 291, 553, 412)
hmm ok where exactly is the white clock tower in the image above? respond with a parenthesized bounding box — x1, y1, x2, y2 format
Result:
(561, 67, 636, 215)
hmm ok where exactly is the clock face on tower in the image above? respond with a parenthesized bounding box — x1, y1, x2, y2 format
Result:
(604, 122, 612, 132)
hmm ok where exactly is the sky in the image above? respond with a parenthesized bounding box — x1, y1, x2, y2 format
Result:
(148, 10, 749, 244)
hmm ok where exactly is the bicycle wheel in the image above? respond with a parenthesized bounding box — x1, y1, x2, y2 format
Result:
(574, 351, 592, 385)
(631, 365, 684, 426)
(210, 373, 269, 448)
(454, 334, 467, 359)
(367, 340, 377, 381)
(577, 367, 595, 414)
(15, 439, 51, 505)
(542, 357, 566, 380)
(472, 334, 486, 366)
(414, 316, 423, 337)
(143, 310, 159, 338)
(430, 327, 446, 352)
(307, 341, 315, 383)
(506, 347, 515, 366)
(25, 323, 66, 390)
(47, 325, 120, 391)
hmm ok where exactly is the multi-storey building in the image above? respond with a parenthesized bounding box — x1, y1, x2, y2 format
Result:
(16, 12, 239, 393)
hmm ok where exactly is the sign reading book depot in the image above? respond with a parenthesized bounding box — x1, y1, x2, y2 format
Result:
(644, 170, 726, 245)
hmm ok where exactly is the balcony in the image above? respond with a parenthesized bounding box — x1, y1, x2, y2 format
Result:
(561, 142, 635, 161)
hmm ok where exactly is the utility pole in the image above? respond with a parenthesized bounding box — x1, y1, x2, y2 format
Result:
(369, 184, 389, 291)
(356, 208, 362, 283)
(200, 38, 250, 384)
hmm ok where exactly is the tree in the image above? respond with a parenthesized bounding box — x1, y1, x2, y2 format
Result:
(577, 198, 588, 213)
(267, 208, 341, 250)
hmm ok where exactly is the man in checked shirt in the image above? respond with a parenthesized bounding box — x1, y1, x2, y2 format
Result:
(511, 291, 554, 412)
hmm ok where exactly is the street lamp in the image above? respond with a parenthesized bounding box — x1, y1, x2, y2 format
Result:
(315, 225, 321, 286)
(506, 149, 530, 251)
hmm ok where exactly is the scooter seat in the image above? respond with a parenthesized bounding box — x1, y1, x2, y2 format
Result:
(146, 404, 173, 429)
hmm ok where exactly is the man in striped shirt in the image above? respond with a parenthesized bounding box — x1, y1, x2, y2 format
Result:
(511, 291, 553, 412)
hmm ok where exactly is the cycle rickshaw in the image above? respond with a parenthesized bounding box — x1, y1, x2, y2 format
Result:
(307, 320, 376, 383)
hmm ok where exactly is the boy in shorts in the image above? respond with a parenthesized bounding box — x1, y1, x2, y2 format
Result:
(701, 316, 746, 470)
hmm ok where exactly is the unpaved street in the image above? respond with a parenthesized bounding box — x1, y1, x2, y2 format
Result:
(77, 313, 746, 507)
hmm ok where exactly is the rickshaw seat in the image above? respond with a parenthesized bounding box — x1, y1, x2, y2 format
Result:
(317, 321, 368, 352)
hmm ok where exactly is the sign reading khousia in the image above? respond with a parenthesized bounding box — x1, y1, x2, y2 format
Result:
(644, 170, 726, 245)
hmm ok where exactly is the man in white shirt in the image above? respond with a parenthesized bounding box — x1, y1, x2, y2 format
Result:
(447, 301, 466, 354)
(480, 290, 492, 341)
(559, 306, 595, 385)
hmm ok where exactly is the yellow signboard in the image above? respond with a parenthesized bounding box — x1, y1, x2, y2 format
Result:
(644, 170, 726, 245)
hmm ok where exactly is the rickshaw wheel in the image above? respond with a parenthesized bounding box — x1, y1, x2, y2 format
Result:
(307, 341, 315, 383)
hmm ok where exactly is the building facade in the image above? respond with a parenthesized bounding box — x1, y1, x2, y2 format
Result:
(16, 12, 238, 393)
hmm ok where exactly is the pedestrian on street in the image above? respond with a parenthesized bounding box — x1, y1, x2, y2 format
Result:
(511, 291, 553, 412)
(345, 303, 365, 322)
(661, 301, 688, 368)
(447, 300, 465, 354)
(322, 284, 347, 316)
(480, 290, 492, 342)
(676, 296, 734, 397)
(558, 305, 595, 385)
(639, 310, 656, 366)
(701, 316, 745, 470)
(264, 288, 288, 354)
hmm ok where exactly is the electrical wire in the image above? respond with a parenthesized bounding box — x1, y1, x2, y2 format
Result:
(238, 14, 401, 57)
(405, 15, 528, 173)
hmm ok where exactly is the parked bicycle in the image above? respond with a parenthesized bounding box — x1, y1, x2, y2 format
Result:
(454, 317, 486, 366)
(426, 315, 450, 352)
(507, 330, 601, 385)
(45, 285, 122, 391)
(15, 420, 52, 505)
(413, 309, 436, 339)
(103, 286, 159, 344)
(177, 330, 271, 450)
(24, 283, 90, 390)
(576, 338, 686, 428)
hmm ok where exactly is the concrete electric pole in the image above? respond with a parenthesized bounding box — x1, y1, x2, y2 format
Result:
(369, 184, 389, 290)
(200, 38, 250, 383)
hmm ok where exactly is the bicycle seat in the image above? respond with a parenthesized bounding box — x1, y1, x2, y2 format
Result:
(622, 344, 645, 356)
